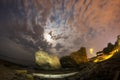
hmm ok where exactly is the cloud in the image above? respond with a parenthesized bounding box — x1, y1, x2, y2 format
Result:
(0, 37, 35, 66)
(0, 0, 120, 58)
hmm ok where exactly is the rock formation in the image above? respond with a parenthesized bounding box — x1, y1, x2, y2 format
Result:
(35, 51, 61, 70)
(70, 47, 88, 64)
(60, 56, 77, 68)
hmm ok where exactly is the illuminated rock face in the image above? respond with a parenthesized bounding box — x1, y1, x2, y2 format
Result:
(94, 35, 120, 63)
(35, 51, 61, 69)
(70, 47, 88, 64)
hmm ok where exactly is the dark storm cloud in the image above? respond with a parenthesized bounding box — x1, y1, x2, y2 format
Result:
(55, 43, 64, 51)
(0, 37, 35, 66)
(0, 0, 52, 65)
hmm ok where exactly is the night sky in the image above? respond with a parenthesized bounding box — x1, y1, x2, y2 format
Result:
(0, 0, 120, 65)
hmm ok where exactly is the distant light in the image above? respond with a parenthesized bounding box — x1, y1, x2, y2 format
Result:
(89, 48, 94, 54)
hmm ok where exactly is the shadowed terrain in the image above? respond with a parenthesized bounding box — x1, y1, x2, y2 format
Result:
(0, 48, 120, 80)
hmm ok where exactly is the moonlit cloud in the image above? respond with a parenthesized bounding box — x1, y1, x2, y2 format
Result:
(40, 0, 120, 57)
(0, 0, 120, 59)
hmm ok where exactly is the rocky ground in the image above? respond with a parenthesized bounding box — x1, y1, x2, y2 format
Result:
(0, 59, 34, 80)
(0, 51, 120, 80)
(75, 51, 120, 80)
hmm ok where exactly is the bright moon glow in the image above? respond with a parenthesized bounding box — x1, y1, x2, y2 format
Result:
(44, 33, 53, 43)
(89, 48, 94, 54)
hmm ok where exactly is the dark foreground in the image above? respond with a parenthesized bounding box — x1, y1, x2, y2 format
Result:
(0, 52, 120, 80)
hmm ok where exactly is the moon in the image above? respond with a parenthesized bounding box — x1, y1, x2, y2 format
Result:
(44, 32, 53, 44)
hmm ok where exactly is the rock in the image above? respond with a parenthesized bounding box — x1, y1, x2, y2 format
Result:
(70, 47, 88, 64)
(35, 51, 61, 70)
(60, 56, 77, 68)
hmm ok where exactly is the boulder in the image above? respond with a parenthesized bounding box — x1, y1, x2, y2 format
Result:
(35, 51, 61, 70)
(70, 47, 88, 64)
